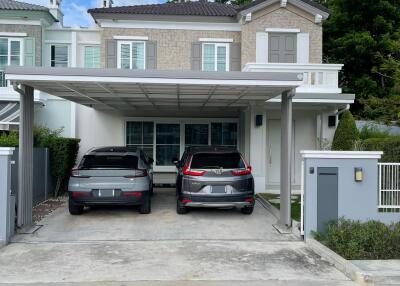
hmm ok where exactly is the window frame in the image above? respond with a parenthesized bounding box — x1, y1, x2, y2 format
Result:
(50, 44, 69, 67)
(0, 37, 24, 67)
(117, 40, 146, 70)
(83, 45, 100, 68)
(201, 42, 230, 72)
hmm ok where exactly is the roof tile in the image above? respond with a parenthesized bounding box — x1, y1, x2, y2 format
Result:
(0, 0, 48, 11)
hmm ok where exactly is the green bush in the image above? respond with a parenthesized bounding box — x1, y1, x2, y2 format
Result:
(363, 137, 400, 162)
(359, 124, 391, 140)
(0, 131, 19, 147)
(315, 219, 400, 260)
(0, 126, 80, 196)
(332, 111, 359, 150)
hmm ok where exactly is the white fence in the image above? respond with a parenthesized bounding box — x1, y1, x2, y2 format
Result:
(378, 163, 400, 210)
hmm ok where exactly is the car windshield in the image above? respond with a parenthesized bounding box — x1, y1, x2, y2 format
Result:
(80, 155, 138, 169)
(190, 153, 245, 169)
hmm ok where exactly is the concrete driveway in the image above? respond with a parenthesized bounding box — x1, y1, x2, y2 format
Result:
(0, 188, 355, 285)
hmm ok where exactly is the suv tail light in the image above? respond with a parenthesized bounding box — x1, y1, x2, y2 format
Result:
(124, 169, 148, 178)
(182, 156, 206, 176)
(71, 168, 90, 178)
(231, 166, 252, 176)
(71, 191, 90, 198)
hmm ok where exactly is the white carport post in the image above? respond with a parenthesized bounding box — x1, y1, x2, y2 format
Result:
(280, 89, 295, 228)
(13, 84, 34, 227)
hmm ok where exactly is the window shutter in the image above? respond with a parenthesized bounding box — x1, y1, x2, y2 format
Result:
(229, 43, 241, 71)
(106, 39, 117, 68)
(191, 42, 202, 71)
(146, 41, 157, 70)
(256, 32, 268, 63)
(297, 33, 309, 64)
(24, 37, 35, 66)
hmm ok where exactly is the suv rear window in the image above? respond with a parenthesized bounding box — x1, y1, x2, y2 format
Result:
(190, 153, 245, 169)
(80, 155, 138, 169)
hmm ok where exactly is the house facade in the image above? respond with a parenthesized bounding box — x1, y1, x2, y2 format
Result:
(0, 0, 354, 194)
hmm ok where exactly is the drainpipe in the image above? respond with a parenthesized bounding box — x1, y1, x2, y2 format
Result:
(336, 104, 350, 115)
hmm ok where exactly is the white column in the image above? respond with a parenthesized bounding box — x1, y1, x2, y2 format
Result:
(17, 85, 34, 227)
(280, 89, 295, 227)
(248, 105, 267, 193)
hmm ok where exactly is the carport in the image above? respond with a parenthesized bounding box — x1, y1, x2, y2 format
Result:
(5, 66, 302, 229)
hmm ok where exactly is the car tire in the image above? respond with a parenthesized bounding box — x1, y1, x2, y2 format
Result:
(241, 206, 254, 215)
(139, 193, 151, 214)
(176, 199, 188, 215)
(149, 183, 154, 197)
(68, 198, 84, 215)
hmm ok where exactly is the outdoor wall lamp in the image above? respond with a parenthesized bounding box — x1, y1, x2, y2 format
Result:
(354, 167, 363, 182)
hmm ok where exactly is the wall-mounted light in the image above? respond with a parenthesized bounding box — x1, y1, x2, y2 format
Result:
(255, 115, 263, 127)
(354, 167, 363, 182)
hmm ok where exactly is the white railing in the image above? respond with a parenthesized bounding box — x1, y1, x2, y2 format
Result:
(243, 63, 343, 94)
(378, 163, 400, 209)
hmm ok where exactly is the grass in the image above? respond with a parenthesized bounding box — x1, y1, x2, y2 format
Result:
(258, 193, 301, 221)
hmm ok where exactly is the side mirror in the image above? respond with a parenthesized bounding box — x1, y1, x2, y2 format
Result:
(148, 157, 154, 164)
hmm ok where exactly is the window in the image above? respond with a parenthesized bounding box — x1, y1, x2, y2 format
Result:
(51, 45, 68, 67)
(156, 124, 180, 166)
(190, 153, 245, 169)
(185, 124, 209, 147)
(118, 41, 145, 70)
(202, 43, 229, 72)
(211, 123, 237, 147)
(0, 38, 22, 87)
(84, 46, 100, 68)
(80, 155, 138, 169)
(126, 121, 154, 158)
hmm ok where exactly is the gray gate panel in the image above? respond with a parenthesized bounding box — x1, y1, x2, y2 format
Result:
(317, 167, 338, 233)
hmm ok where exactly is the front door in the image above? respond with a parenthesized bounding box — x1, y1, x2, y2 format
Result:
(267, 119, 295, 187)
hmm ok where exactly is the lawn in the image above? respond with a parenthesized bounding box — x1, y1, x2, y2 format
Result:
(258, 193, 301, 221)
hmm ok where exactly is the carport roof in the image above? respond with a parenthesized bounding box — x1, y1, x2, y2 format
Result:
(5, 66, 303, 112)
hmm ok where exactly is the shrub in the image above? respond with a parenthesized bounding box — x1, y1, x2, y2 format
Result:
(315, 219, 400, 260)
(359, 124, 391, 140)
(332, 111, 359, 150)
(0, 131, 19, 147)
(363, 137, 400, 162)
(0, 126, 80, 196)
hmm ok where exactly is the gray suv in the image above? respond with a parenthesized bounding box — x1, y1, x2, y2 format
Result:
(68, 147, 153, 215)
(175, 147, 255, 215)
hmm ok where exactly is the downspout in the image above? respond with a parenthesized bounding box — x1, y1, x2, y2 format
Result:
(336, 104, 350, 115)
(13, 82, 25, 96)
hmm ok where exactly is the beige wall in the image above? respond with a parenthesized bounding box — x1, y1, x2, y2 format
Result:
(241, 3, 323, 67)
(100, 28, 241, 70)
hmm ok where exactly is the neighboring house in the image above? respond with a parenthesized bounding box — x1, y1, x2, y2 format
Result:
(1, 0, 355, 193)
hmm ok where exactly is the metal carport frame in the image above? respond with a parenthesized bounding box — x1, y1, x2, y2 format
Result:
(6, 66, 301, 228)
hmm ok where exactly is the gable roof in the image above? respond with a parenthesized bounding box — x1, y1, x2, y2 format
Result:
(237, 0, 329, 14)
(89, 2, 239, 17)
(0, 0, 48, 11)
(89, 0, 328, 18)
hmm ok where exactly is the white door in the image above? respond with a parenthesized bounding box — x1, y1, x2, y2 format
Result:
(267, 119, 295, 185)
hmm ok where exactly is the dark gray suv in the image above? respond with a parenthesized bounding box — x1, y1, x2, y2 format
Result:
(175, 147, 255, 215)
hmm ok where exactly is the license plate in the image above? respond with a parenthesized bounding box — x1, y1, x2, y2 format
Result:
(98, 189, 115, 197)
(212, 186, 226, 193)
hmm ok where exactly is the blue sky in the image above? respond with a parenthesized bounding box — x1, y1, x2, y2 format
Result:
(24, 0, 165, 27)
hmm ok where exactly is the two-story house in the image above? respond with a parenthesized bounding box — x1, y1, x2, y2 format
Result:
(3, 0, 354, 226)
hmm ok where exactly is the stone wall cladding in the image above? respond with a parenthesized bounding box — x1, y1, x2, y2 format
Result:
(241, 5, 323, 67)
(0, 24, 42, 66)
(101, 28, 241, 70)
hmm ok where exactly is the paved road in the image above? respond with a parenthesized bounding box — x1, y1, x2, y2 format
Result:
(0, 189, 355, 285)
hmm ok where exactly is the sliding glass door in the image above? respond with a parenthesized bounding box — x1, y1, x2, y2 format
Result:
(155, 123, 180, 166)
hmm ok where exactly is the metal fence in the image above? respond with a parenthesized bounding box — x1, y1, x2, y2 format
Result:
(0, 71, 7, 87)
(11, 148, 53, 206)
(378, 163, 400, 211)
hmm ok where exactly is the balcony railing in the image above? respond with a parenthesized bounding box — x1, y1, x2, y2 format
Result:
(243, 63, 343, 94)
(0, 71, 7, 87)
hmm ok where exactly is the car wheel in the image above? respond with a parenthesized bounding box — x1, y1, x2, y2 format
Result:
(139, 193, 151, 214)
(176, 199, 188, 215)
(241, 206, 254, 215)
(68, 198, 84, 215)
(149, 183, 154, 197)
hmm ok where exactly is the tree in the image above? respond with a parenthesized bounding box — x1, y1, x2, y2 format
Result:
(315, 0, 400, 124)
(331, 110, 359, 150)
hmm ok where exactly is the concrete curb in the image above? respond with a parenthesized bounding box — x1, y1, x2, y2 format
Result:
(255, 194, 280, 219)
(306, 238, 374, 286)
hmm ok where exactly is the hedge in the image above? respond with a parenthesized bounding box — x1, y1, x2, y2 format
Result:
(363, 137, 400, 162)
(0, 127, 80, 196)
(331, 110, 359, 151)
(314, 219, 400, 260)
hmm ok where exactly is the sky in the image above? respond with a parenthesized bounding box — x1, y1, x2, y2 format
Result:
(23, 0, 165, 27)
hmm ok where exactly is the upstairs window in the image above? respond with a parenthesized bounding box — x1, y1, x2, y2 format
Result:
(84, 46, 100, 68)
(51, 45, 68, 67)
(202, 43, 229, 72)
(118, 41, 145, 70)
(0, 38, 22, 87)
